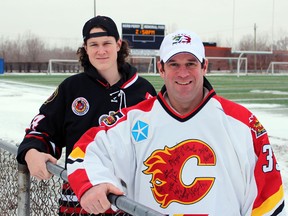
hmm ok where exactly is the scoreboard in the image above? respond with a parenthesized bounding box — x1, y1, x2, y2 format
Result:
(122, 23, 165, 50)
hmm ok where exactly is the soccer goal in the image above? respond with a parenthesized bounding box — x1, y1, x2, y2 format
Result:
(206, 57, 247, 75)
(127, 56, 157, 74)
(47, 59, 82, 74)
(266, 62, 288, 74)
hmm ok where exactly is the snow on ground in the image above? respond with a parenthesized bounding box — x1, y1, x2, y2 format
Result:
(0, 80, 287, 213)
(0, 81, 54, 144)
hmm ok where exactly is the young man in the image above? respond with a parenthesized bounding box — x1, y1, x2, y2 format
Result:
(16, 15, 156, 215)
(67, 30, 285, 215)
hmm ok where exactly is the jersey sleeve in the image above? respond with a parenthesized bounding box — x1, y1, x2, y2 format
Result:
(16, 84, 66, 164)
(67, 110, 135, 200)
(249, 114, 285, 215)
(217, 96, 285, 215)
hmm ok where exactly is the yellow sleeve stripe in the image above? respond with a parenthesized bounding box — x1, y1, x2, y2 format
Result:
(252, 185, 284, 215)
(70, 146, 85, 160)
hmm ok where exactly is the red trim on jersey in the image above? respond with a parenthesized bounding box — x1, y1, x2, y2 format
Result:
(121, 73, 138, 88)
(158, 89, 215, 119)
(67, 169, 93, 200)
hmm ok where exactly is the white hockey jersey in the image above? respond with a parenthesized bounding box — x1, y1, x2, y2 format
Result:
(68, 78, 285, 216)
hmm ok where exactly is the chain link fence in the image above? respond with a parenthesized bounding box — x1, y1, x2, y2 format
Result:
(0, 147, 18, 215)
(0, 139, 164, 216)
(0, 143, 63, 215)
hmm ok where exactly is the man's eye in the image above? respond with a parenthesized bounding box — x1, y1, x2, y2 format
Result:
(187, 62, 198, 67)
(188, 62, 194, 65)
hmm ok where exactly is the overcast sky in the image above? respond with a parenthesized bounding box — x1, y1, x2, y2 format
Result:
(1, 0, 287, 49)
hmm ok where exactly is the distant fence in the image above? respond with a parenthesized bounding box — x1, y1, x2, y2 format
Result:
(0, 139, 164, 216)
(4, 62, 48, 73)
(4, 62, 82, 73)
(3, 55, 288, 74)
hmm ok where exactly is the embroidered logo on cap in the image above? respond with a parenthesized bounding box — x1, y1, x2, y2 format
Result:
(71, 97, 89, 116)
(172, 34, 191, 45)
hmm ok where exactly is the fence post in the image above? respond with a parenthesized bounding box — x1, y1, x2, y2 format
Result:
(17, 164, 30, 216)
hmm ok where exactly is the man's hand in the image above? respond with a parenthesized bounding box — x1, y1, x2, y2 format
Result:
(25, 148, 57, 180)
(80, 183, 124, 214)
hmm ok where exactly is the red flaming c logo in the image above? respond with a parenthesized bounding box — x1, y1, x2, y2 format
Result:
(143, 139, 216, 208)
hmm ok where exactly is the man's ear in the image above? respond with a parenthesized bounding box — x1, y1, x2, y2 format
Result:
(116, 39, 122, 51)
(157, 61, 165, 79)
(202, 59, 208, 75)
(157, 61, 164, 73)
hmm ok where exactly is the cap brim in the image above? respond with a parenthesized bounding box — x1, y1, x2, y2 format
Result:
(162, 50, 202, 63)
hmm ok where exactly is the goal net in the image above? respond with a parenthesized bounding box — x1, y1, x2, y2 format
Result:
(47, 59, 82, 74)
(206, 57, 247, 75)
(127, 56, 157, 73)
(266, 62, 288, 74)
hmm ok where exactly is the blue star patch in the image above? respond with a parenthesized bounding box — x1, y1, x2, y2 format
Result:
(131, 120, 149, 142)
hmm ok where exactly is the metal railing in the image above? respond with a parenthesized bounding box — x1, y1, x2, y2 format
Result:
(0, 139, 164, 216)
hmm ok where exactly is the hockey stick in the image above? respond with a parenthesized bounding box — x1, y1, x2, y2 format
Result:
(46, 162, 165, 216)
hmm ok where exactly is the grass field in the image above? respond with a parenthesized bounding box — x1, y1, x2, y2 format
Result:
(1, 73, 288, 107)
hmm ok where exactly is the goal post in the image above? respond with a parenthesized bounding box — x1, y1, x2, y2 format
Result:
(47, 59, 82, 74)
(206, 57, 247, 75)
(127, 56, 157, 74)
(233, 50, 273, 77)
(266, 62, 288, 74)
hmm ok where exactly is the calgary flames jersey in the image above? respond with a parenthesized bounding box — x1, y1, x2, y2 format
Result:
(68, 77, 285, 216)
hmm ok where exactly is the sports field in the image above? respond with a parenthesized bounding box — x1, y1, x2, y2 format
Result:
(1, 73, 288, 107)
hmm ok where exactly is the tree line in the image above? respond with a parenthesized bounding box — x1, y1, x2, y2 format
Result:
(0, 32, 78, 63)
(0, 31, 287, 63)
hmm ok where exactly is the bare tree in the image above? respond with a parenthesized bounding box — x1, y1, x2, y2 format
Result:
(238, 35, 254, 50)
(275, 36, 288, 50)
(11, 35, 24, 62)
(237, 34, 273, 71)
(0, 36, 10, 59)
(1, 30, 287, 73)
(22, 31, 45, 62)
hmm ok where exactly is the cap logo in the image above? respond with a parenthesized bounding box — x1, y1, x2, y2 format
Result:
(172, 34, 191, 45)
(160, 30, 205, 63)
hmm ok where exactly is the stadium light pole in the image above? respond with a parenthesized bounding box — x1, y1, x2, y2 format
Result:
(271, 0, 275, 51)
(232, 0, 235, 51)
(94, 0, 96, 17)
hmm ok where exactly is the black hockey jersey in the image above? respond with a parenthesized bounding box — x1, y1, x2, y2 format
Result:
(17, 63, 156, 163)
(16, 63, 156, 215)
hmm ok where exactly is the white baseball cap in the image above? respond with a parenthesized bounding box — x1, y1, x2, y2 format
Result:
(159, 30, 205, 63)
